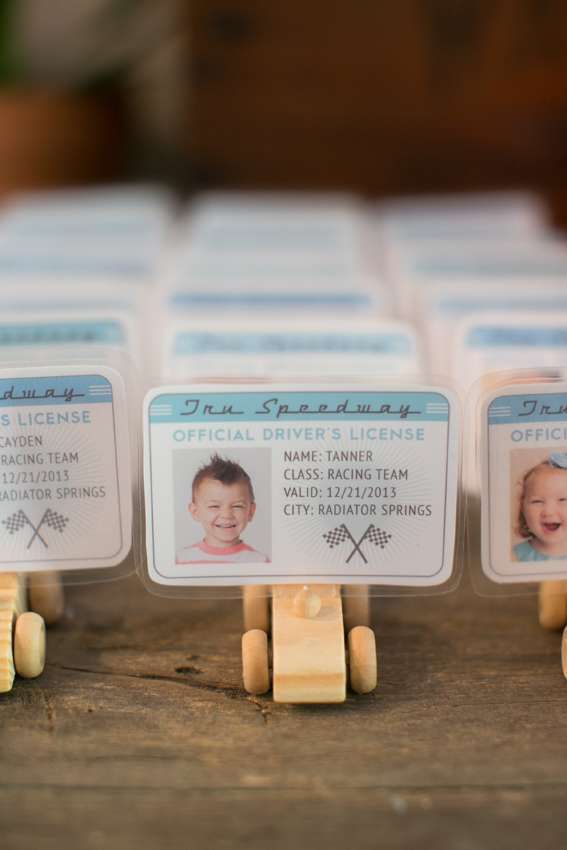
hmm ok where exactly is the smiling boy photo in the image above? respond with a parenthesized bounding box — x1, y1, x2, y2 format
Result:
(176, 453, 270, 564)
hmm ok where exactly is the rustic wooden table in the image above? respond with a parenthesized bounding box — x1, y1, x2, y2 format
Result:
(1, 570, 566, 850)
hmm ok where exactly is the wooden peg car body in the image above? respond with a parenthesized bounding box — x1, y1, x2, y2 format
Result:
(0, 572, 62, 693)
(242, 584, 377, 703)
(538, 580, 567, 678)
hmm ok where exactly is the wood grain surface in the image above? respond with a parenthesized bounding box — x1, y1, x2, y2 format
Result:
(1, 567, 567, 850)
(187, 2, 567, 194)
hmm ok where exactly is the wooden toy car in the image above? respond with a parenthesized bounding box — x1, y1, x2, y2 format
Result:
(242, 584, 377, 702)
(0, 572, 64, 693)
(538, 580, 567, 678)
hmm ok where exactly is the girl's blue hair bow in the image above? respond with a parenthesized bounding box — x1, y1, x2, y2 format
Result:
(549, 453, 567, 469)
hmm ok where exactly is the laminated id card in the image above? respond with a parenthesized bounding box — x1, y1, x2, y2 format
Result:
(143, 382, 460, 588)
(452, 313, 567, 391)
(422, 286, 567, 374)
(0, 365, 132, 572)
(480, 381, 567, 583)
(161, 318, 420, 381)
(0, 312, 134, 353)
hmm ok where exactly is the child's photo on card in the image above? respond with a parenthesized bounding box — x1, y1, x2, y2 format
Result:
(510, 448, 567, 563)
(173, 448, 271, 568)
(481, 383, 567, 582)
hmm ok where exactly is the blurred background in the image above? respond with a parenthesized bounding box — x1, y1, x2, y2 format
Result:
(2, 0, 567, 209)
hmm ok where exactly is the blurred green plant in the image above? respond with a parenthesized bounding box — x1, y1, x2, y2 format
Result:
(0, 0, 171, 90)
(0, 0, 17, 83)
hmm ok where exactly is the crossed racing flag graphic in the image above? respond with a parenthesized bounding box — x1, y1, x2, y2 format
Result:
(3, 507, 69, 549)
(323, 523, 392, 563)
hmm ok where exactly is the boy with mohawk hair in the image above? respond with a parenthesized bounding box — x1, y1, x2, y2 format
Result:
(177, 454, 269, 564)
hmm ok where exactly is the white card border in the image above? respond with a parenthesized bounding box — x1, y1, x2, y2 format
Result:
(0, 363, 132, 572)
(143, 381, 460, 588)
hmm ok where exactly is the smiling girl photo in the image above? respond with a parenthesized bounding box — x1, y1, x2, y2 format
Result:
(513, 453, 567, 562)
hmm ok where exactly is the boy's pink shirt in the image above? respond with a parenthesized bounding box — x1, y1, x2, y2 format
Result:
(176, 540, 270, 564)
(198, 540, 254, 556)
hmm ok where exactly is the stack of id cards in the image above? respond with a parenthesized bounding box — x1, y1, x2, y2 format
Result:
(157, 193, 419, 383)
(374, 191, 567, 494)
(0, 186, 173, 374)
(0, 185, 171, 584)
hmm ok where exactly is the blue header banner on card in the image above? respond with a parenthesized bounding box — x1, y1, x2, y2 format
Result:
(0, 320, 125, 347)
(438, 297, 567, 316)
(1, 300, 133, 313)
(0, 375, 112, 407)
(0, 255, 148, 277)
(489, 393, 567, 424)
(183, 264, 348, 279)
(149, 391, 450, 424)
(173, 331, 412, 356)
(169, 292, 373, 311)
(5, 220, 159, 237)
(196, 227, 344, 251)
(468, 327, 567, 348)
(415, 259, 567, 278)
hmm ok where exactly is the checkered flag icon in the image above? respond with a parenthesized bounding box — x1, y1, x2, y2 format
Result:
(43, 508, 68, 533)
(2, 509, 29, 535)
(323, 524, 351, 548)
(365, 525, 392, 549)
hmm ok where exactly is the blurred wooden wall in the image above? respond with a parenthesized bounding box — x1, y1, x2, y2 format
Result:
(187, 1, 567, 196)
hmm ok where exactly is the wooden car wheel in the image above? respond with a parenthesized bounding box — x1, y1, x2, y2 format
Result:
(348, 626, 377, 694)
(242, 629, 270, 695)
(243, 585, 270, 633)
(27, 572, 64, 625)
(0, 608, 16, 693)
(14, 612, 46, 679)
(538, 581, 567, 630)
(342, 586, 371, 632)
